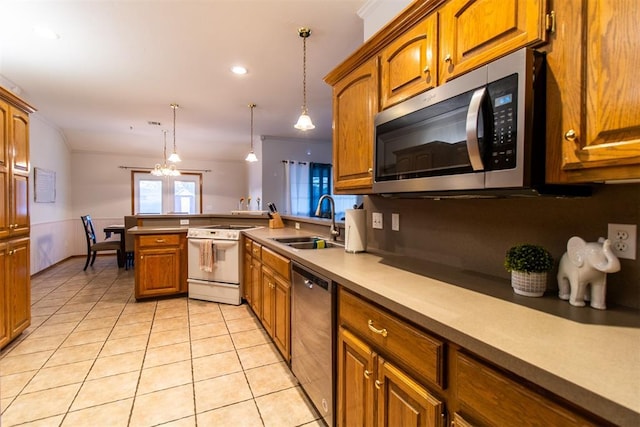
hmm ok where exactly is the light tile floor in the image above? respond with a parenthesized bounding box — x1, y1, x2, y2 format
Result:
(0, 257, 322, 426)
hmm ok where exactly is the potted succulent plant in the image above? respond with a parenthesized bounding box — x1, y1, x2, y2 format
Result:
(504, 244, 553, 297)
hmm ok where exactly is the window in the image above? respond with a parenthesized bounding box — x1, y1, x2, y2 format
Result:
(310, 163, 332, 217)
(132, 171, 202, 214)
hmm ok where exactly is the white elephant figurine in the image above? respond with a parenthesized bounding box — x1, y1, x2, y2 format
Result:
(557, 236, 621, 309)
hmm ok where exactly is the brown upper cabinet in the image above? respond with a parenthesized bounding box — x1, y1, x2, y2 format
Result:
(380, 14, 437, 109)
(331, 57, 379, 194)
(326, 0, 638, 193)
(545, 0, 640, 183)
(438, 0, 548, 84)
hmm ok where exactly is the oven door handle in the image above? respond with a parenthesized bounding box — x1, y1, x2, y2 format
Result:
(465, 87, 487, 171)
(189, 239, 237, 249)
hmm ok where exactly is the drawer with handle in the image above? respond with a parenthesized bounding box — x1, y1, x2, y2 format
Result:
(338, 287, 445, 389)
(138, 234, 181, 247)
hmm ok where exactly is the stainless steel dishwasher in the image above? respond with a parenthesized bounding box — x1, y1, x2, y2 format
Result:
(291, 262, 334, 427)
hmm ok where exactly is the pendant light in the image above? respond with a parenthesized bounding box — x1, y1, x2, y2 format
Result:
(151, 130, 181, 176)
(167, 103, 181, 163)
(245, 103, 258, 162)
(294, 27, 315, 131)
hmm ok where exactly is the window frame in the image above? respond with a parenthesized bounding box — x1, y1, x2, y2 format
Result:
(130, 170, 203, 214)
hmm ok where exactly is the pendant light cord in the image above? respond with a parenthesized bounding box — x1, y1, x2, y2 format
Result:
(302, 34, 307, 112)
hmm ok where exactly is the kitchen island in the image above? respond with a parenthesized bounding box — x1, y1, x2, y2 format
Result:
(244, 226, 640, 426)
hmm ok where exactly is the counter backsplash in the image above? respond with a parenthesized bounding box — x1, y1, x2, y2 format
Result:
(363, 183, 640, 310)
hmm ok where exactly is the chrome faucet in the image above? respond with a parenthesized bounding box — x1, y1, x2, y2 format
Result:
(315, 194, 339, 241)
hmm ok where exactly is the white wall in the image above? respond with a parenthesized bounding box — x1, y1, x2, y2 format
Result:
(358, 0, 413, 40)
(260, 136, 332, 214)
(29, 114, 75, 273)
(71, 152, 247, 218)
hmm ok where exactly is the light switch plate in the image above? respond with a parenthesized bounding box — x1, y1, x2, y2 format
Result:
(372, 212, 383, 229)
(392, 213, 400, 231)
(179, 219, 189, 225)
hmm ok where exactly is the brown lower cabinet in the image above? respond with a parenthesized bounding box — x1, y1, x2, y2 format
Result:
(135, 233, 187, 299)
(337, 286, 610, 427)
(0, 237, 31, 350)
(243, 238, 291, 361)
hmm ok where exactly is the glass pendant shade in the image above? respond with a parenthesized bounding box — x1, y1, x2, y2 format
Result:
(168, 151, 181, 163)
(245, 151, 258, 162)
(294, 109, 315, 130)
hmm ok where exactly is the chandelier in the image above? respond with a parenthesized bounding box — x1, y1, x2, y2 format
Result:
(245, 103, 258, 162)
(167, 103, 181, 162)
(294, 27, 315, 131)
(151, 130, 181, 176)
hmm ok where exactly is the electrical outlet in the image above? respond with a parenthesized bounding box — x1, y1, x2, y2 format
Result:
(179, 219, 189, 225)
(372, 212, 383, 230)
(392, 213, 400, 231)
(295, 222, 300, 230)
(607, 223, 637, 260)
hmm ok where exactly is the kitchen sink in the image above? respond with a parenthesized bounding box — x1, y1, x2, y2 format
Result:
(270, 236, 343, 249)
(271, 236, 323, 244)
(287, 241, 342, 250)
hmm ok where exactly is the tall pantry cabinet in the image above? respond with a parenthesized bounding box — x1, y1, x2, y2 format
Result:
(0, 86, 35, 350)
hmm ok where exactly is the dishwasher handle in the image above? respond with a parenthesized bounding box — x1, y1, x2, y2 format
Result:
(293, 262, 332, 292)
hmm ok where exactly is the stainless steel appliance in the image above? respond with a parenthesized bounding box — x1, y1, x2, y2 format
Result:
(291, 262, 334, 427)
(374, 47, 552, 196)
(186, 225, 256, 305)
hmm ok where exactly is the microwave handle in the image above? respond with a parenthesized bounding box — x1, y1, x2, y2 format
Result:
(465, 87, 486, 171)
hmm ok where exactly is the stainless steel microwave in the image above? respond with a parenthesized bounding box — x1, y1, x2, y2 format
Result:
(373, 48, 549, 196)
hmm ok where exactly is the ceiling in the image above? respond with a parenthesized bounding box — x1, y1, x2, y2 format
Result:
(0, 0, 367, 162)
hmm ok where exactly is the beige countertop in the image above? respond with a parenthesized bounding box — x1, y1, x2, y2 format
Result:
(244, 227, 640, 426)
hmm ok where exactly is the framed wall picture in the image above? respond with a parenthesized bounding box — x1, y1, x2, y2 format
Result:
(34, 167, 56, 203)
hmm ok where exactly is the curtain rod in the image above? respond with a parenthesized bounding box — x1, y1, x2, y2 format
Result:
(118, 166, 212, 173)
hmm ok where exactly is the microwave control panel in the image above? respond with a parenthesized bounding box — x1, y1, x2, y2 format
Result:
(488, 74, 518, 171)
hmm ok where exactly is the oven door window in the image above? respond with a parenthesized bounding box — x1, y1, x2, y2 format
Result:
(375, 88, 489, 181)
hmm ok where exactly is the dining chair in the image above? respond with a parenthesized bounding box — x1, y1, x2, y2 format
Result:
(81, 215, 122, 270)
(124, 215, 137, 270)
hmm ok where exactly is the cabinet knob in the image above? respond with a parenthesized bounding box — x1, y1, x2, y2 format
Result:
(9, 224, 14, 229)
(367, 319, 388, 338)
(375, 379, 383, 390)
(8, 250, 14, 255)
(156, 239, 165, 243)
(444, 54, 452, 63)
(424, 66, 430, 73)
(564, 129, 577, 142)
(364, 369, 372, 379)
(368, 167, 373, 174)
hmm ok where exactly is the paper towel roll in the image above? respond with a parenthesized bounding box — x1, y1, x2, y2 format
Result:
(345, 209, 366, 253)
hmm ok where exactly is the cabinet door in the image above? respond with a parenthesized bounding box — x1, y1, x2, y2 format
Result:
(136, 246, 181, 298)
(376, 357, 444, 427)
(0, 100, 8, 240)
(251, 257, 262, 317)
(7, 238, 30, 338)
(337, 327, 376, 427)
(243, 251, 252, 304)
(333, 57, 379, 194)
(9, 107, 29, 174)
(273, 274, 290, 361)
(10, 173, 29, 236)
(439, 0, 547, 84)
(546, 0, 640, 182)
(380, 14, 437, 110)
(261, 267, 275, 336)
(0, 243, 9, 348)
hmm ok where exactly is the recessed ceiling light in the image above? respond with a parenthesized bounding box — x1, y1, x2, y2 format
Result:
(231, 66, 247, 75)
(33, 26, 60, 40)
